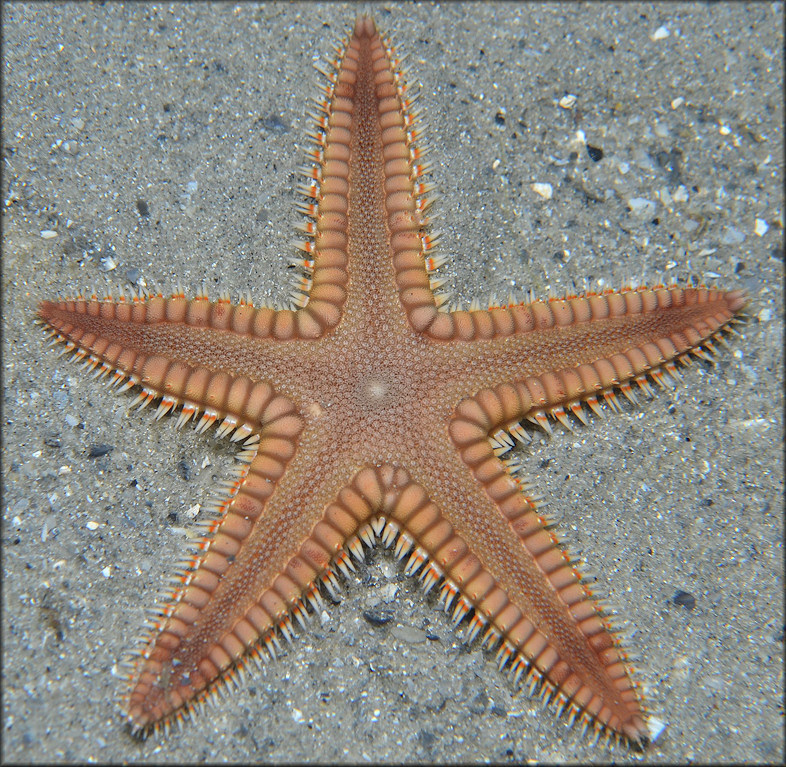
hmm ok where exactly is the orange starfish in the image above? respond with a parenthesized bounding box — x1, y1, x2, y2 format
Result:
(37, 16, 745, 748)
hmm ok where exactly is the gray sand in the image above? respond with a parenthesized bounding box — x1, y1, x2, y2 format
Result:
(3, 2, 783, 763)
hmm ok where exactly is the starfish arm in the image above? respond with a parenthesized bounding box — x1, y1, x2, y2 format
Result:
(418, 451, 651, 745)
(123, 462, 405, 732)
(295, 16, 441, 335)
(375, 463, 653, 745)
(443, 399, 650, 741)
(426, 284, 746, 346)
(37, 293, 332, 433)
(428, 285, 746, 415)
(125, 422, 307, 730)
(38, 288, 339, 346)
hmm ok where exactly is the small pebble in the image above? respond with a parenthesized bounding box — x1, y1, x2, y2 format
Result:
(86, 521, 99, 531)
(586, 144, 603, 162)
(40, 230, 57, 239)
(101, 566, 112, 578)
(531, 182, 553, 200)
(53, 390, 69, 408)
(673, 590, 696, 610)
(391, 624, 426, 643)
(558, 94, 577, 109)
(654, 122, 670, 138)
(628, 197, 656, 217)
(379, 582, 398, 603)
(363, 609, 393, 627)
(721, 226, 745, 245)
(672, 185, 689, 203)
(754, 218, 768, 236)
(650, 26, 670, 41)
(65, 414, 79, 427)
(705, 675, 725, 692)
(12, 498, 29, 513)
(88, 443, 114, 458)
(740, 362, 758, 383)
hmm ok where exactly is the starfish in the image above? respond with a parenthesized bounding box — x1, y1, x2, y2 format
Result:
(37, 15, 745, 748)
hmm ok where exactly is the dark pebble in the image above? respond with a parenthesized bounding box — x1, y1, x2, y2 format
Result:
(417, 730, 436, 749)
(469, 692, 488, 715)
(88, 444, 113, 458)
(587, 144, 604, 162)
(673, 590, 696, 610)
(362, 608, 393, 627)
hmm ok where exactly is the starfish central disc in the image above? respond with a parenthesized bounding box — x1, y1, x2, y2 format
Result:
(357, 372, 398, 409)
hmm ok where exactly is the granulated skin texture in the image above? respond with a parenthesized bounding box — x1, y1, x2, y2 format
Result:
(4, 3, 776, 764)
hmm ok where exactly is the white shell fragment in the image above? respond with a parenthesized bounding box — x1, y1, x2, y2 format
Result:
(531, 182, 553, 200)
(40, 230, 57, 239)
(754, 218, 768, 236)
(559, 94, 577, 109)
(628, 197, 656, 217)
(650, 26, 670, 41)
(646, 715, 667, 742)
(672, 185, 689, 203)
